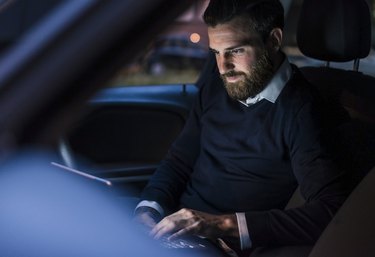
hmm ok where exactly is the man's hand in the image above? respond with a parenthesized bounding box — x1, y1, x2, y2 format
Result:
(133, 206, 161, 231)
(150, 208, 239, 241)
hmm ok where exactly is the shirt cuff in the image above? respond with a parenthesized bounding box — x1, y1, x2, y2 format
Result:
(135, 200, 164, 217)
(236, 212, 252, 249)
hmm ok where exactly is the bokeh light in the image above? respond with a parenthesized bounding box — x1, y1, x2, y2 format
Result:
(190, 33, 200, 43)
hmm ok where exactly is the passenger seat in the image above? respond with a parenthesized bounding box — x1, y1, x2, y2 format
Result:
(297, 0, 375, 257)
(252, 0, 375, 256)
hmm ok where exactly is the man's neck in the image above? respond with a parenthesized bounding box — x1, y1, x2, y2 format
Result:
(271, 50, 285, 72)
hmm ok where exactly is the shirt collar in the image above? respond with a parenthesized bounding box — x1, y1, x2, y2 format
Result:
(239, 57, 292, 107)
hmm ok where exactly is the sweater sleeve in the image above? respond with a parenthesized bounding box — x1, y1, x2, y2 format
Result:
(139, 82, 206, 215)
(244, 98, 349, 247)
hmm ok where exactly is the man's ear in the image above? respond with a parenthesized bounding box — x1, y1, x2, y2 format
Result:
(267, 28, 283, 52)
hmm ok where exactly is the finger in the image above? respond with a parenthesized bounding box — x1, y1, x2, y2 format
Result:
(150, 209, 195, 239)
(167, 227, 188, 241)
(150, 211, 183, 237)
(149, 217, 167, 235)
(152, 223, 176, 239)
(150, 218, 176, 239)
(167, 221, 199, 241)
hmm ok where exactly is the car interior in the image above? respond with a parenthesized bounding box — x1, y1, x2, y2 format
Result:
(296, 0, 375, 256)
(59, 0, 375, 256)
(63, 0, 375, 196)
(58, 0, 375, 256)
(298, 0, 375, 191)
(253, 0, 375, 256)
(0, 0, 374, 256)
(60, 84, 199, 198)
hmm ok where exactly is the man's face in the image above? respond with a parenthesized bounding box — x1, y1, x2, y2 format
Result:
(208, 21, 274, 101)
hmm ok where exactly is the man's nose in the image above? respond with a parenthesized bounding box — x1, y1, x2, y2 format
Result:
(216, 55, 234, 74)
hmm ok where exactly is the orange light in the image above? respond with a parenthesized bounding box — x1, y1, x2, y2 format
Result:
(190, 33, 201, 43)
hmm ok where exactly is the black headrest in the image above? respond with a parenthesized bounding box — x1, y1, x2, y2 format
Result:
(297, 0, 371, 62)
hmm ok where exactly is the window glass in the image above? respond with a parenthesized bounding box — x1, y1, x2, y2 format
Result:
(107, 1, 210, 86)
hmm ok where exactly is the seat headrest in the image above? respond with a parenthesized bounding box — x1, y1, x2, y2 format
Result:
(297, 0, 371, 62)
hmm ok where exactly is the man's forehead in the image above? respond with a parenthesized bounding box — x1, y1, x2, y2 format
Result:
(208, 17, 260, 37)
(207, 23, 262, 48)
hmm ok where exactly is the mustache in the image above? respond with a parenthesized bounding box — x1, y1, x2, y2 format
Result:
(221, 71, 246, 78)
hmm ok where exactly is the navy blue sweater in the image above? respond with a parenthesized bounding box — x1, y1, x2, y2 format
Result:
(141, 65, 347, 247)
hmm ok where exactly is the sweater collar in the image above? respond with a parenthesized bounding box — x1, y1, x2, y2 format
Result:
(239, 56, 292, 107)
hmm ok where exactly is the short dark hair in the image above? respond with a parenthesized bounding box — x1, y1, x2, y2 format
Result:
(203, 0, 284, 42)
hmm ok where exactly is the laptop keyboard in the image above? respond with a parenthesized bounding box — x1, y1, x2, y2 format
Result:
(159, 236, 207, 249)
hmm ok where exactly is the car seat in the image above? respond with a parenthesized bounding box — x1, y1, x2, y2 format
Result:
(252, 0, 375, 256)
(308, 165, 375, 257)
(297, 0, 375, 189)
(296, 0, 375, 257)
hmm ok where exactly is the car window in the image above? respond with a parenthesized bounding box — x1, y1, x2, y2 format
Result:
(107, 1, 210, 86)
(107, 0, 375, 88)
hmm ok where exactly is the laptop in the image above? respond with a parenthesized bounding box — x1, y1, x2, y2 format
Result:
(51, 162, 229, 256)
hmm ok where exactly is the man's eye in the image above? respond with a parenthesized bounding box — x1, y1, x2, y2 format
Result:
(230, 48, 244, 55)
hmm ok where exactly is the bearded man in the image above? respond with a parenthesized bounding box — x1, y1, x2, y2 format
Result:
(134, 1, 347, 256)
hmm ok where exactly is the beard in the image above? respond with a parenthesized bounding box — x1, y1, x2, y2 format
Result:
(221, 50, 274, 101)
